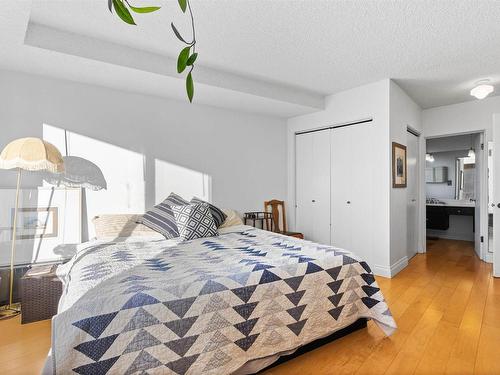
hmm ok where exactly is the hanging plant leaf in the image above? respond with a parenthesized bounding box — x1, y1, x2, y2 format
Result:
(113, 0, 136, 25)
(128, 4, 161, 13)
(171, 22, 189, 44)
(108, 0, 113, 12)
(177, 46, 191, 73)
(186, 71, 194, 102)
(178, 0, 187, 13)
(186, 53, 198, 66)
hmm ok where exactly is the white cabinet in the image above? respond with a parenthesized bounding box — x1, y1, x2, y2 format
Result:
(295, 122, 372, 258)
(295, 130, 331, 245)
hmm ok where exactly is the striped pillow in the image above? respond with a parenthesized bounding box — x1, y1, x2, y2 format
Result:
(141, 193, 189, 238)
(190, 197, 227, 228)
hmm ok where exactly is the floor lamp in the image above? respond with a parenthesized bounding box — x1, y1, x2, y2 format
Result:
(0, 138, 64, 319)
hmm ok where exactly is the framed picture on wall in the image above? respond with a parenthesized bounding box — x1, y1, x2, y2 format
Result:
(11, 207, 58, 240)
(0, 187, 81, 266)
(392, 142, 407, 188)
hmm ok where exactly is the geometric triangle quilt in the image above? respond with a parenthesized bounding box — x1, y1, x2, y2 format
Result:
(53, 225, 397, 374)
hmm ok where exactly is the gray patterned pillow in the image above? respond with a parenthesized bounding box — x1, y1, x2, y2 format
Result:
(141, 193, 189, 238)
(190, 197, 227, 228)
(171, 203, 218, 241)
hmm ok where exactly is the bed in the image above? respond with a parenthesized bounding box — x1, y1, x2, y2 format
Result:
(45, 225, 396, 374)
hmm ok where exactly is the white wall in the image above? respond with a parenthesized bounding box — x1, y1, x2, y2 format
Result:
(287, 79, 392, 275)
(427, 134, 476, 153)
(423, 96, 500, 140)
(0, 70, 287, 264)
(389, 81, 423, 269)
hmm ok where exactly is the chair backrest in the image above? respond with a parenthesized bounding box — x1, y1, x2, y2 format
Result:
(264, 199, 287, 233)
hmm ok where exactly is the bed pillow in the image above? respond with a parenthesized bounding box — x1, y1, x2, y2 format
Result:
(92, 214, 159, 239)
(219, 209, 244, 228)
(141, 193, 189, 238)
(190, 197, 227, 228)
(171, 202, 218, 241)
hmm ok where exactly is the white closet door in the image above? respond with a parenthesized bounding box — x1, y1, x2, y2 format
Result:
(312, 130, 331, 245)
(330, 122, 372, 258)
(295, 130, 331, 244)
(331, 126, 353, 249)
(347, 123, 372, 260)
(407, 131, 419, 259)
(295, 133, 314, 240)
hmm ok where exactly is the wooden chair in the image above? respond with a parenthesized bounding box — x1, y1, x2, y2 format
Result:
(264, 199, 304, 239)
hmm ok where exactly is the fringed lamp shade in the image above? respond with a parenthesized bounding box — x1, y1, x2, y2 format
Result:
(0, 137, 64, 173)
(42, 156, 107, 191)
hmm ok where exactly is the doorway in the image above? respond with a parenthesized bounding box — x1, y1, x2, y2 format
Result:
(424, 132, 486, 261)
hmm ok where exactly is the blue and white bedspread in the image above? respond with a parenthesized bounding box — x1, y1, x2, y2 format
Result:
(53, 225, 396, 374)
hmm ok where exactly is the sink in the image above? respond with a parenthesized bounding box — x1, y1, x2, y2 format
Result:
(426, 198, 445, 205)
(426, 198, 475, 207)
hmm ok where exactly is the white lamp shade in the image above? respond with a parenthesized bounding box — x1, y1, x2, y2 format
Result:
(42, 156, 107, 190)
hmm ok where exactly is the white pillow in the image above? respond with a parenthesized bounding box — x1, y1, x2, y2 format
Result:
(92, 214, 158, 239)
(219, 209, 244, 228)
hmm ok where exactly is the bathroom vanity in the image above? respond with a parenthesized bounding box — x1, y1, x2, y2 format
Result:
(426, 199, 475, 232)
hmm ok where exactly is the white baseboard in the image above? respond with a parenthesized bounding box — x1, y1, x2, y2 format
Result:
(372, 256, 409, 278)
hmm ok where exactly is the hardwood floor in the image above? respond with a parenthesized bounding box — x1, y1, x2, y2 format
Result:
(0, 315, 50, 374)
(267, 239, 499, 375)
(1, 239, 498, 374)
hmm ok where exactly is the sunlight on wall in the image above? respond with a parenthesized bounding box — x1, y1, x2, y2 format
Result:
(155, 159, 211, 203)
(43, 124, 145, 239)
(42, 124, 213, 243)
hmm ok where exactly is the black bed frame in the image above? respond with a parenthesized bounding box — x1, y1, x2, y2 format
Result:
(258, 318, 368, 373)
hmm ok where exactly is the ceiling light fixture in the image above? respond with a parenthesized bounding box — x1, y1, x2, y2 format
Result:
(468, 134, 475, 158)
(426, 153, 435, 162)
(470, 80, 494, 100)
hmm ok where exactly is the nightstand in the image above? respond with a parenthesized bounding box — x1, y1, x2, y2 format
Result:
(20, 264, 62, 324)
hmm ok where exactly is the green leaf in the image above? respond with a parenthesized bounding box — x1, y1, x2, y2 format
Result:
(186, 53, 198, 66)
(177, 46, 191, 73)
(186, 71, 194, 102)
(128, 5, 161, 13)
(113, 0, 136, 25)
(178, 0, 187, 13)
(171, 22, 189, 44)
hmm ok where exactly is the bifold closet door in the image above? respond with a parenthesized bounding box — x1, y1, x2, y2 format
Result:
(295, 130, 331, 244)
(330, 123, 372, 257)
(296, 133, 314, 240)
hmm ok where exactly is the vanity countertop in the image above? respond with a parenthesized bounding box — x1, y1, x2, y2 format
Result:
(426, 199, 475, 208)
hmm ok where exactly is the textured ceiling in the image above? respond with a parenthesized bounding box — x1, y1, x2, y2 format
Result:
(2, 0, 500, 115)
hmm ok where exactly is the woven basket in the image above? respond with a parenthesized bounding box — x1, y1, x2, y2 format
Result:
(20, 264, 62, 324)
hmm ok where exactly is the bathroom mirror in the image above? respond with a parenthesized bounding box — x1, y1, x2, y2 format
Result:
(455, 157, 475, 200)
(425, 166, 448, 183)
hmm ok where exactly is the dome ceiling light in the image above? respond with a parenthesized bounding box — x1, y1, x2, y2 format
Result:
(470, 80, 494, 100)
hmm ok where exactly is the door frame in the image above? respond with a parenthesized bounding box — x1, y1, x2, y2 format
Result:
(493, 114, 500, 277)
(422, 130, 489, 261)
(407, 126, 425, 255)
